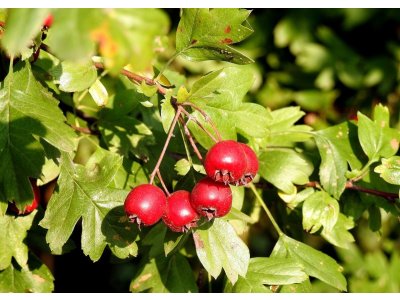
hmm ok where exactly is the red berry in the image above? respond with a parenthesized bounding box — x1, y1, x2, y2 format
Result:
(163, 190, 199, 232)
(10, 179, 40, 215)
(238, 143, 259, 185)
(43, 14, 53, 28)
(124, 184, 166, 227)
(204, 140, 246, 185)
(190, 177, 232, 220)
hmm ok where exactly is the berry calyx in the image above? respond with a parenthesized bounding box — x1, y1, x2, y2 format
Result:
(163, 190, 199, 232)
(204, 140, 247, 185)
(124, 184, 167, 227)
(43, 14, 53, 28)
(9, 179, 40, 215)
(190, 177, 232, 220)
(238, 143, 259, 185)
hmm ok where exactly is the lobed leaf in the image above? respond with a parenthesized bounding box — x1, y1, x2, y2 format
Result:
(374, 156, 400, 185)
(259, 148, 313, 194)
(39, 149, 137, 261)
(0, 61, 76, 205)
(302, 190, 339, 234)
(0, 212, 36, 270)
(225, 257, 308, 292)
(176, 8, 253, 64)
(0, 254, 54, 292)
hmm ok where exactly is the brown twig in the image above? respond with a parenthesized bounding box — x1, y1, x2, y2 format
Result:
(178, 115, 203, 161)
(180, 107, 218, 144)
(149, 106, 183, 184)
(181, 101, 222, 142)
(156, 170, 170, 196)
(306, 181, 398, 202)
(93, 62, 168, 95)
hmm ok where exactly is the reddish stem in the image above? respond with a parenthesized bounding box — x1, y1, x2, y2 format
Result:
(180, 107, 218, 144)
(149, 106, 183, 184)
(93, 62, 168, 95)
(156, 170, 170, 196)
(306, 181, 398, 202)
(180, 102, 222, 142)
(178, 115, 203, 161)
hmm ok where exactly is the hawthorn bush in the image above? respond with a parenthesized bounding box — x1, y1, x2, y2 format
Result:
(1, 8, 400, 293)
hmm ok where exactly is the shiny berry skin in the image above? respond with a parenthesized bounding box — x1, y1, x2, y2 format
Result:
(43, 14, 53, 28)
(190, 177, 232, 220)
(124, 184, 166, 227)
(204, 140, 246, 185)
(10, 179, 40, 215)
(163, 190, 199, 232)
(238, 143, 259, 185)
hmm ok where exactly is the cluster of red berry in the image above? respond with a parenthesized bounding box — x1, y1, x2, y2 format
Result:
(124, 140, 259, 232)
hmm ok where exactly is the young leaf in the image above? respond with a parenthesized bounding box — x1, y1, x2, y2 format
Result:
(0, 61, 76, 204)
(192, 218, 250, 285)
(39, 150, 134, 261)
(322, 213, 355, 249)
(89, 79, 108, 107)
(176, 8, 253, 64)
(0, 254, 54, 292)
(1, 8, 49, 56)
(50, 60, 97, 92)
(0, 212, 36, 270)
(271, 235, 347, 291)
(225, 257, 308, 292)
(302, 191, 339, 234)
(314, 122, 363, 199)
(130, 254, 198, 293)
(374, 156, 400, 185)
(186, 66, 269, 148)
(258, 148, 313, 195)
(357, 110, 399, 162)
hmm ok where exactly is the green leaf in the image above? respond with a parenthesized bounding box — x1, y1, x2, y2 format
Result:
(89, 79, 108, 107)
(0, 254, 54, 292)
(176, 8, 253, 64)
(1, 8, 49, 56)
(322, 213, 355, 249)
(271, 235, 347, 291)
(91, 9, 170, 73)
(51, 60, 97, 92)
(130, 254, 198, 293)
(314, 122, 363, 199)
(39, 149, 136, 261)
(187, 66, 269, 148)
(266, 106, 312, 146)
(0, 212, 36, 270)
(160, 93, 176, 134)
(259, 148, 313, 194)
(0, 61, 76, 204)
(98, 105, 153, 158)
(357, 110, 399, 161)
(374, 156, 400, 185)
(192, 218, 250, 285)
(45, 9, 101, 61)
(302, 191, 339, 234)
(225, 257, 308, 292)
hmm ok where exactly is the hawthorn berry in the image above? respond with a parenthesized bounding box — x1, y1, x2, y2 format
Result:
(190, 177, 232, 220)
(163, 190, 199, 232)
(43, 14, 53, 28)
(204, 140, 247, 185)
(238, 143, 259, 185)
(124, 184, 166, 227)
(9, 179, 40, 215)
